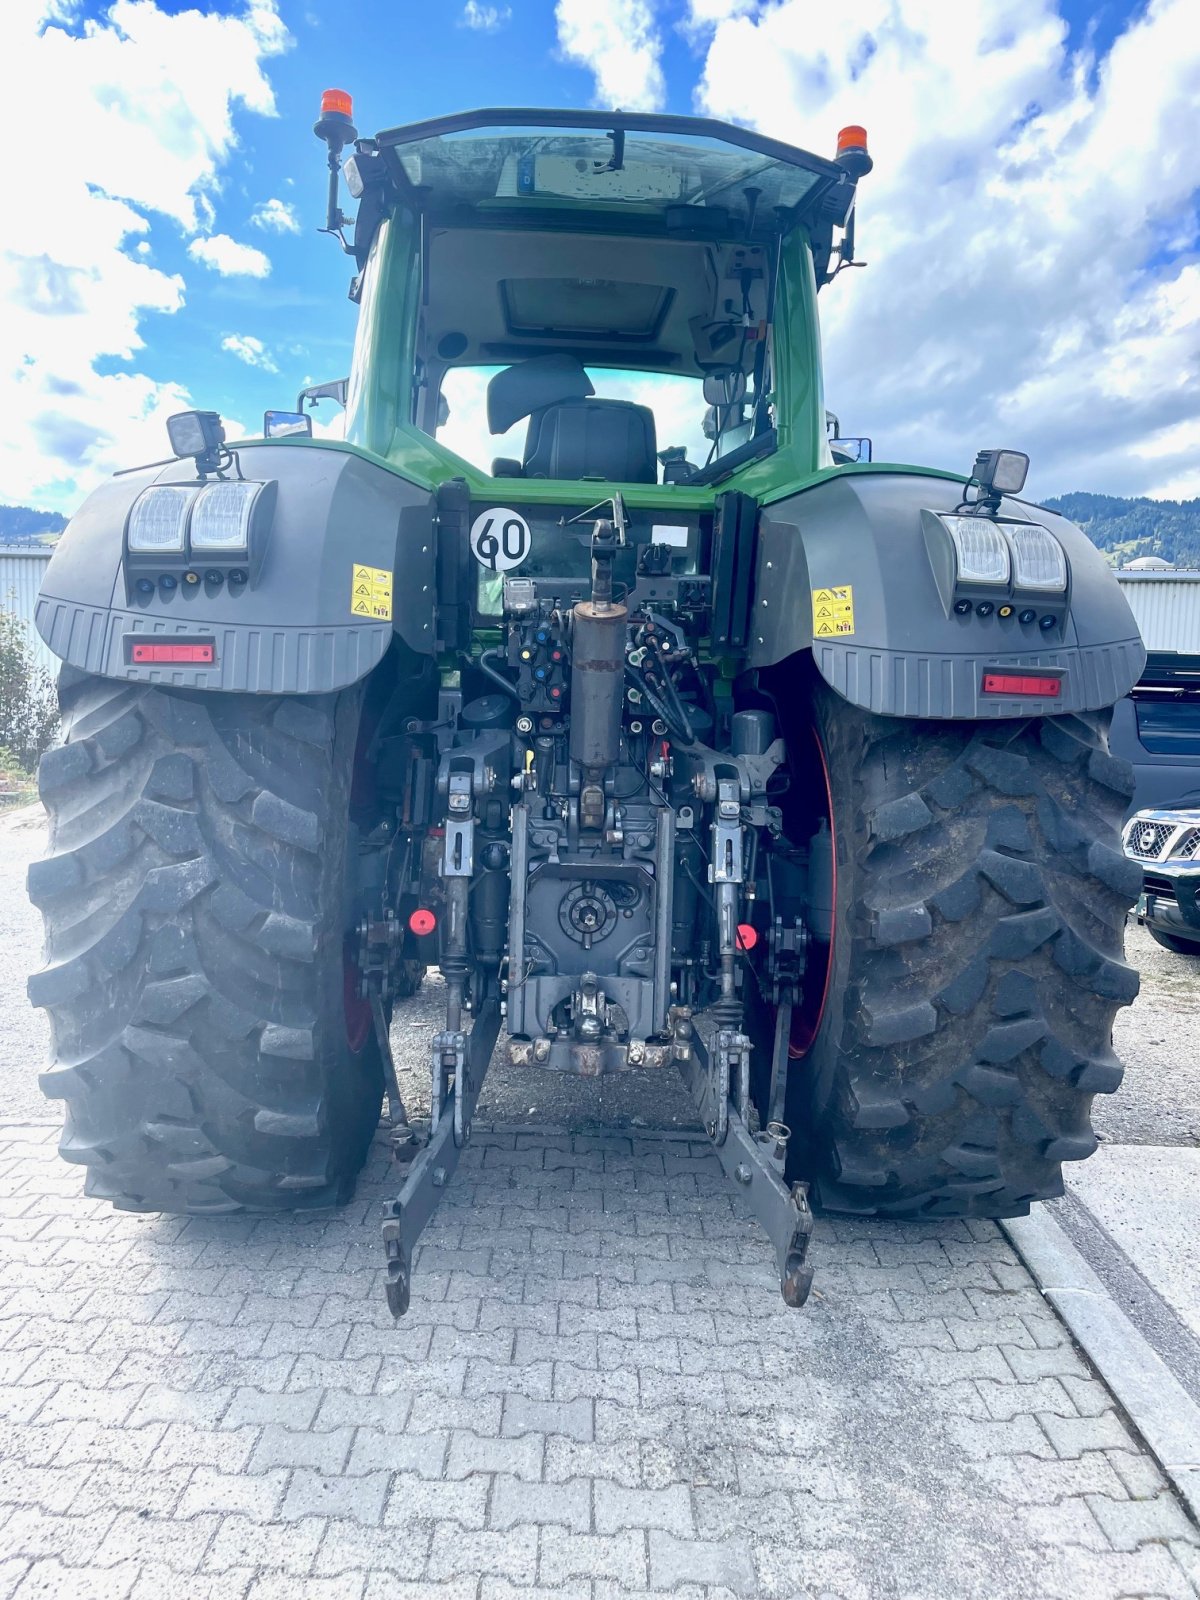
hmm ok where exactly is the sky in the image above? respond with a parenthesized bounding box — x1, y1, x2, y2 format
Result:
(3, 0, 1199, 515)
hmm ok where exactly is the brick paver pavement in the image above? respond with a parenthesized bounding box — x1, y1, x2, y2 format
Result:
(1, 1119, 1197, 1599)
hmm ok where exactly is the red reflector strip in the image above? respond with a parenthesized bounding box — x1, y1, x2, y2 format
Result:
(131, 642, 215, 664)
(982, 672, 1061, 698)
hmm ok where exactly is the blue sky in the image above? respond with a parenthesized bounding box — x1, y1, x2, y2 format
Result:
(4, 0, 1198, 512)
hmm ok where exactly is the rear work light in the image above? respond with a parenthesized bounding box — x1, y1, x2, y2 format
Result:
(1006, 522, 1068, 591)
(126, 485, 197, 552)
(939, 515, 1011, 585)
(982, 671, 1062, 698)
(129, 641, 215, 664)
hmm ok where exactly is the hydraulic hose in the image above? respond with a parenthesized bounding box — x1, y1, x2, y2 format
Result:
(478, 649, 520, 701)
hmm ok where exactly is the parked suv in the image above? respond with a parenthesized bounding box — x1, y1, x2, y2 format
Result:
(1123, 808, 1200, 956)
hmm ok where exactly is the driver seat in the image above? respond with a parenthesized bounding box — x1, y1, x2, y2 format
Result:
(487, 356, 657, 484)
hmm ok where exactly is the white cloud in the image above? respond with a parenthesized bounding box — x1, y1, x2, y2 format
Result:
(460, 1, 511, 30)
(250, 196, 300, 233)
(0, 0, 288, 510)
(188, 233, 272, 278)
(555, 0, 665, 111)
(688, 0, 1200, 500)
(221, 333, 278, 372)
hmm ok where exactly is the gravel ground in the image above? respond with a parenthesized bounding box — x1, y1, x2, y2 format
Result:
(6, 800, 1198, 1145)
(1105, 924, 1200, 1147)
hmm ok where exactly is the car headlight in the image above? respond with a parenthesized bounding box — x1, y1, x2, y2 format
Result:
(937, 515, 1011, 585)
(189, 481, 263, 552)
(1007, 522, 1068, 591)
(127, 486, 198, 552)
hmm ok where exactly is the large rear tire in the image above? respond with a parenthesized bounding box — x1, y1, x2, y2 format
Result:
(782, 680, 1141, 1218)
(29, 671, 384, 1213)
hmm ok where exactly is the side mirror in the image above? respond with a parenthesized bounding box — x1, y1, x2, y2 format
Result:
(297, 377, 349, 410)
(830, 435, 872, 464)
(264, 410, 313, 439)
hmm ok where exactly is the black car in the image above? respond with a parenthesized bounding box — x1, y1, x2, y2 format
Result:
(1123, 807, 1200, 955)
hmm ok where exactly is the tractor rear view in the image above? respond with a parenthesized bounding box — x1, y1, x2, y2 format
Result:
(29, 99, 1146, 1315)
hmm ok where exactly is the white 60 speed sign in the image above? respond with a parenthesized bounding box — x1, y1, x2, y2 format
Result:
(470, 507, 532, 572)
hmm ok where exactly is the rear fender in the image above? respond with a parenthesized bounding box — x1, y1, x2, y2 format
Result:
(749, 471, 1145, 718)
(35, 442, 437, 693)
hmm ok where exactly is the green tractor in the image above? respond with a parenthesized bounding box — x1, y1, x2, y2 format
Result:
(29, 98, 1145, 1315)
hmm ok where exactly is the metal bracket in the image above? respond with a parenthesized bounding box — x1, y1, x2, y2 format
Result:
(369, 990, 412, 1151)
(381, 999, 501, 1319)
(709, 779, 744, 884)
(679, 1020, 815, 1308)
(430, 1029, 464, 1134)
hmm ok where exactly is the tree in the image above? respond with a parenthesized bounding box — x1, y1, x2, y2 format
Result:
(0, 599, 58, 771)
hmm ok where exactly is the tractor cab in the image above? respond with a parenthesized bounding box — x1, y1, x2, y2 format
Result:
(324, 109, 870, 499)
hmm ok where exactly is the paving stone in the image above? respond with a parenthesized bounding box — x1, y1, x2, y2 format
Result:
(221, 1386, 321, 1430)
(248, 1423, 355, 1474)
(203, 1513, 327, 1577)
(347, 1427, 448, 1477)
(593, 1478, 694, 1537)
(129, 1562, 254, 1600)
(1040, 1410, 1139, 1459)
(446, 1429, 544, 1483)
(483, 1581, 590, 1600)
(246, 1576, 365, 1600)
(9, 1557, 139, 1600)
(383, 1471, 490, 1532)
(315, 1522, 429, 1581)
(70, 1462, 193, 1518)
(125, 1384, 232, 1428)
(281, 1467, 390, 1526)
(538, 1527, 646, 1586)
(2, 1121, 1196, 1600)
(177, 1465, 289, 1519)
(544, 1436, 641, 1488)
(502, 1394, 593, 1443)
(427, 1525, 538, 1583)
(35, 1383, 145, 1426)
(489, 1474, 591, 1533)
(1107, 1447, 1171, 1501)
(1087, 1491, 1198, 1550)
(146, 1422, 257, 1473)
(92, 1511, 221, 1574)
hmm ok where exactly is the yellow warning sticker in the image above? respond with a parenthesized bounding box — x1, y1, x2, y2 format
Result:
(811, 585, 855, 638)
(350, 563, 393, 621)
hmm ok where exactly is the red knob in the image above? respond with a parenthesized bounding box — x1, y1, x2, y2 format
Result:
(409, 908, 437, 937)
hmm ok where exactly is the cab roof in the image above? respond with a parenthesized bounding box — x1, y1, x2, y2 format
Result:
(371, 108, 848, 240)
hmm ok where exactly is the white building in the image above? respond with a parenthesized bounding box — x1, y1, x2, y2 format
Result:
(0, 546, 57, 680)
(1116, 567, 1200, 655)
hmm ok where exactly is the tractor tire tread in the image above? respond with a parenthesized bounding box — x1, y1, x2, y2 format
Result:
(801, 690, 1138, 1219)
(29, 675, 380, 1215)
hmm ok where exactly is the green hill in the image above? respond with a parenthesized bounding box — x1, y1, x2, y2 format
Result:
(0, 504, 68, 545)
(1044, 492, 1200, 569)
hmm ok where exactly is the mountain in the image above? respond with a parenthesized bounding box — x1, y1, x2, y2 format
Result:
(0, 504, 68, 545)
(1044, 492, 1200, 570)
